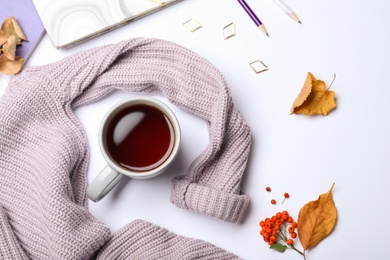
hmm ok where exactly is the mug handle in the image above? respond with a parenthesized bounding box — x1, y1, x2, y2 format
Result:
(87, 165, 124, 202)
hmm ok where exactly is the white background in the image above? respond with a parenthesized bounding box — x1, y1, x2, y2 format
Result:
(1, 0, 390, 259)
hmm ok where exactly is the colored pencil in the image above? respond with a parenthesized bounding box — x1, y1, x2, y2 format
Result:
(271, 0, 301, 23)
(237, 0, 269, 36)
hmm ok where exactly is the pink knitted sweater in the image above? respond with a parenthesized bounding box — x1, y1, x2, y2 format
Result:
(0, 38, 251, 259)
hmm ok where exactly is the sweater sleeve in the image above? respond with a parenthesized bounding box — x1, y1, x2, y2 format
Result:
(97, 220, 241, 260)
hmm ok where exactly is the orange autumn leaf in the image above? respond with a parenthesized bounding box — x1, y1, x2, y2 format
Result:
(290, 72, 336, 116)
(0, 55, 24, 74)
(297, 183, 337, 251)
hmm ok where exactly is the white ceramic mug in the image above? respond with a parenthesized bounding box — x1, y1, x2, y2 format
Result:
(87, 96, 181, 202)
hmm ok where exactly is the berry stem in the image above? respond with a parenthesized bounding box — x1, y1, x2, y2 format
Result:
(277, 225, 306, 259)
(287, 244, 306, 260)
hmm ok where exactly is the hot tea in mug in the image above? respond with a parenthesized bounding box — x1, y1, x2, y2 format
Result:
(87, 96, 181, 202)
(104, 104, 175, 172)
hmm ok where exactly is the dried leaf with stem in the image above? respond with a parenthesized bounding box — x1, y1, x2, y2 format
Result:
(290, 72, 337, 116)
(297, 183, 337, 253)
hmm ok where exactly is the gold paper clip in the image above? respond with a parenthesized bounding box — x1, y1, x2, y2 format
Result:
(183, 19, 203, 32)
(151, 0, 167, 6)
(249, 60, 269, 74)
(223, 22, 236, 40)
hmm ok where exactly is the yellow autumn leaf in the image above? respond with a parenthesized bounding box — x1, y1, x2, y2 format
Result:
(0, 55, 24, 75)
(297, 183, 337, 251)
(290, 72, 336, 116)
(1, 16, 27, 45)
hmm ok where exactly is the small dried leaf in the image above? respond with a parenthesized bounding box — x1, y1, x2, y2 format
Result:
(1, 17, 14, 36)
(0, 55, 24, 74)
(10, 17, 27, 41)
(270, 242, 288, 253)
(1, 16, 27, 45)
(297, 183, 337, 251)
(0, 29, 7, 46)
(290, 72, 336, 116)
(2, 35, 17, 60)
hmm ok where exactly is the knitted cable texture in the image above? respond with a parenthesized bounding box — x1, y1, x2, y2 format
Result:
(0, 38, 251, 259)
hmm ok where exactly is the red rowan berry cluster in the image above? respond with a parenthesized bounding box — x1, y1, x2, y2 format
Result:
(259, 211, 297, 246)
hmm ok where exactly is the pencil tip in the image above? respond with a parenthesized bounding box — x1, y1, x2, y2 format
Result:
(298, 21, 302, 24)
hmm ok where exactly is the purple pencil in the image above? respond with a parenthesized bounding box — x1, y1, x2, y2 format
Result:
(237, 0, 269, 36)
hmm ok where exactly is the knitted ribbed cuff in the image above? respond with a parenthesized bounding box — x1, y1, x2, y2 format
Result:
(170, 177, 249, 223)
(0, 207, 28, 260)
(97, 219, 240, 260)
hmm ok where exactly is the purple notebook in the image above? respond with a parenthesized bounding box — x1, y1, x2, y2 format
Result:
(1, 0, 45, 62)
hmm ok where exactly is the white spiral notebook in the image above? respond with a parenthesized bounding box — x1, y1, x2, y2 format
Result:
(32, 0, 183, 49)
